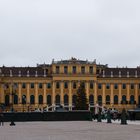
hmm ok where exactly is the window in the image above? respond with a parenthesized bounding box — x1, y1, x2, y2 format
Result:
(30, 95, 35, 104)
(98, 83, 102, 89)
(64, 66, 68, 74)
(89, 66, 93, 74)
(14, 95, 18, 104)
(81, 66, 85, 74)
(89, 95, 94, 105)
(39, 95, 43, 104)
(5, 95, 10, 106)
(14, 83, 18, 88)
(30, 83, 34, 88)
(90, 82, 93, 89)
(73, 82, 77, 89)
(22, 83, 26, 88)
(55, 95, 60, 105)
(122, 84, 126, 89)
(56, 82, 60, 89)
(121, 95, 127, 104)
(64, 94, 69, 105)
(98, 95, 102, 105)
(39, 83, 42, 88)
(72, 95, 77, 105)
(47, 83, 51, 89)
(22, 95, 26, 104)
(106, 95, 110, 104)
(72, 66, 76, 74)
(56, 66, 60, 74)
(106, 84, 110, 89)
(131, 84, 134, 89)
(114, 84, 118, 89)
(96, 69, 100, 74)
(114, 95, 118, 104)
(130, 95, 135, 104)
(64, 82, 68, 89)
(122, 95, 126, 101)
(47, 95, 51, 105)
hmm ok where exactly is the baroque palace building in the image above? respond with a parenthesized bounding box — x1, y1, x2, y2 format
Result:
(0, 57, 140, 112)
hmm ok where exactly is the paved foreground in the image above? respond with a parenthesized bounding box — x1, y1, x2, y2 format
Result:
(0, 121, 140, 140)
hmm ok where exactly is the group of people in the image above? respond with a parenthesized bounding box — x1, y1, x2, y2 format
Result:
(92, 104, 121, 121)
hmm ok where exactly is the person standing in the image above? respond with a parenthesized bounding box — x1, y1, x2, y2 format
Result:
(0, 113, 4, 126)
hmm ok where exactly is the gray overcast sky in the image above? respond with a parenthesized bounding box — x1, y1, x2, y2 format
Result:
(0, 0, 140, 67)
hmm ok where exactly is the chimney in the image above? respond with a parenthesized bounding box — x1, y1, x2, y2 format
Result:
(127, 71, 129, 78)
(111, 71, 113, 77)
(19, 70, 21, 77)
(35, 70, 38, 77)
(27, 70, 30, 77)
(44, 69, 46, 77)
(119, 71, 121, 77)
(10, 70, 12, 77)
(135, 70, 137, 78)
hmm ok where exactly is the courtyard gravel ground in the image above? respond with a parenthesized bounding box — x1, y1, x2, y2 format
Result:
(0, 120, 140, 140)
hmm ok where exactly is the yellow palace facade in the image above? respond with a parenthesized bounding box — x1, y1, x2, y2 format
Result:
(0, 58, 140, 112)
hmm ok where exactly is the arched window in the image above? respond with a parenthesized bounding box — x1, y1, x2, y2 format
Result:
(98, 95, 102, 105)
(14, 95, 18, 104)
(72, 95, 77, 105)
(114, 95, 118, 104)
(89, 95, 94, 105)
(5, 95, 10, 106)
(130, 95, 135, 104)
(64, 94, 69, 105)
(30, 95, 35, 104)
(122, 95, 126, 104)
(22, 95, 26, 104)
(122, 95, 126, 101)
(47, 95, 51, 105)
(55, 95, 60, 105)
(106, 95, 110, 104)
(39, 95, 43, 104)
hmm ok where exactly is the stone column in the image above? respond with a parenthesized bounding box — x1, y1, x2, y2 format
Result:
(85, 66, 89, 74)
(18, 83, 22, 107)
(52, 81, 56, 105)
(119, 84, 122, 105)
(135, 84, 138, 105)
(68, 65, 72, 74)
(0, 84, 5, 104)
(86, 81, 89, 101)
(94, 81, 97, 104)
(43, 83, 47, 105)
(35, 83, 38, 106)
(126, 84, 130, 102)
(60, 81, 64, 106)
(27, 83, 30, 105)
(9, 84, 12, 104)
(111, 83, 114, 105)
(102, 83, 106, 106)
(69, 81, 72, 109)
(60, 66, 63, 74)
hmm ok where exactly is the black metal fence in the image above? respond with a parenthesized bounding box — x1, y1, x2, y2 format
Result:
(2, 111, 92, 122)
